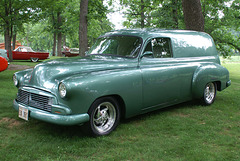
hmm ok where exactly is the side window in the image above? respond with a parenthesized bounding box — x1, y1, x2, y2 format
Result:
(152, 38, 172, 58)
(143, 38, 172, 58)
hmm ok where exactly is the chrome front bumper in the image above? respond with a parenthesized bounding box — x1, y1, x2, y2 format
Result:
(13, 99, 89, 125)
(226, 80, 231, 87)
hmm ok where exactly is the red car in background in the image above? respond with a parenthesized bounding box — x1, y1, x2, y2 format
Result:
(8, 46, 49, 62)
(0, 49, 9, 72)
(0, 56, 8, 72)
(62, 46, 80, 57)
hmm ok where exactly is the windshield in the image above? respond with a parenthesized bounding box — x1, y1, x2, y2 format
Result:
(14, 47, 34, 52)
(88, 36, 142, 58)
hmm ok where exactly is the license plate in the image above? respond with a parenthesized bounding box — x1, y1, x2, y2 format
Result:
(19, 106, 29, 121)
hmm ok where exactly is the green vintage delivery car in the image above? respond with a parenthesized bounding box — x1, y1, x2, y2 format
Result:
(13, 29, 231, 136)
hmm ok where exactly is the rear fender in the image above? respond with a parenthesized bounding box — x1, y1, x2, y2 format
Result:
(192, 64, 229, 99)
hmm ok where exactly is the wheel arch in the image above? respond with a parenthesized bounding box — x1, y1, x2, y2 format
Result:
(90, 94, 126, 120)
(215, 81, 221, 91)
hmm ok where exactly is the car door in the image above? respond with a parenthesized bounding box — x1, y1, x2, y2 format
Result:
(12, 48, 29, 60)
(140, 37, 193, 111)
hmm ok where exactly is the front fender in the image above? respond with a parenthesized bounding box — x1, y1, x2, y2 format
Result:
(14, 69, 33, 87)
(192, 63, 229, 99)
(61, 68, 143, 118)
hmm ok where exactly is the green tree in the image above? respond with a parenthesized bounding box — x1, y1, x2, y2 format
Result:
(0, 0, 40, 61)
(18, 23, 53, 52)
(121, 0, 158, 28)
(40, 0, 69, 56)
(120, 0, 239, 57)
(121, 0, 183, 29)
(203, 0, 240, 56)
(211, 27, 240, 57)
(153, 0, 183, 29)
(16, 0, 112, 56)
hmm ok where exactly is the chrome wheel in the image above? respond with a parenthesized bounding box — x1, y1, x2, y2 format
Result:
(93, 102, 116, 134)
(31, 57, 39, 62)
(203, 82, 216, 105)
(87, 97, 120, 136)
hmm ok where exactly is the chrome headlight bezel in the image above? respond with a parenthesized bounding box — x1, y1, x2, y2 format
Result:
(13, 74, 18, 87)
(58, 82, 67, 98)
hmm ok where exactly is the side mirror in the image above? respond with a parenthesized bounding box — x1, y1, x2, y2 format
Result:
(141, 51, 153, 58)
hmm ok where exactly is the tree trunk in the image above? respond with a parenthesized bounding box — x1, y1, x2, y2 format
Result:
(140, 0, 145, 28)
(12, 33, 16, 50)
(4, 1, 13, 61)
(57, 32, 62, 56)
(79, 0, 89, 56)
(172, 0, 178, 29)
(52, 32, 56, 56)
(182, 0, 204, 32)
(57, 12, 62, 56)
(62, 34, 66, 47)
(4, 29, 7, 47)
(5, 26, 12, 61)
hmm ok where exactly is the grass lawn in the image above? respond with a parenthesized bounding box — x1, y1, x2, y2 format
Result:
(0, 58, 239, 160)
(221, 56, 240, 64)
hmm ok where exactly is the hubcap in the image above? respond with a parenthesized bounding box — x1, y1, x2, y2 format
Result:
(204, 83, 215, 104)
(31, 58, 38, 62)
(93, 102, 116, 134)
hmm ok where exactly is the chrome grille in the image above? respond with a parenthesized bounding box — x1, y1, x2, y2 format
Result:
(17, 89, 52, 112)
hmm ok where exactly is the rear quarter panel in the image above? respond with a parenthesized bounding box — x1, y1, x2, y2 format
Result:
(192, 63, 230, 98)
(29, 52, 49, 60)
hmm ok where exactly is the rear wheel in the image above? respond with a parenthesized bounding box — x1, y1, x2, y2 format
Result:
(86, 97, 120, 136)
(202, 82, 217, 105)
(31, 57, 39, 62)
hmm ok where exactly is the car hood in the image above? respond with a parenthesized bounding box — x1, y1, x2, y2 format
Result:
(26, 55, 138, 91)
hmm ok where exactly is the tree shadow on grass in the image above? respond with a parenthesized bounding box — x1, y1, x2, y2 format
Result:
(28, 120, 88, 138)
(121, 99, 201, 124)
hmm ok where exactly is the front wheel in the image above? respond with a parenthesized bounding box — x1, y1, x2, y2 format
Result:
(202, 82, 217, 105)
(86, 97, 120, 136)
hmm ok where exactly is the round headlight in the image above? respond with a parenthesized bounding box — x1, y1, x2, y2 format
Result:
(13, 74, 18, 86)
(59, 82, 67, 98)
